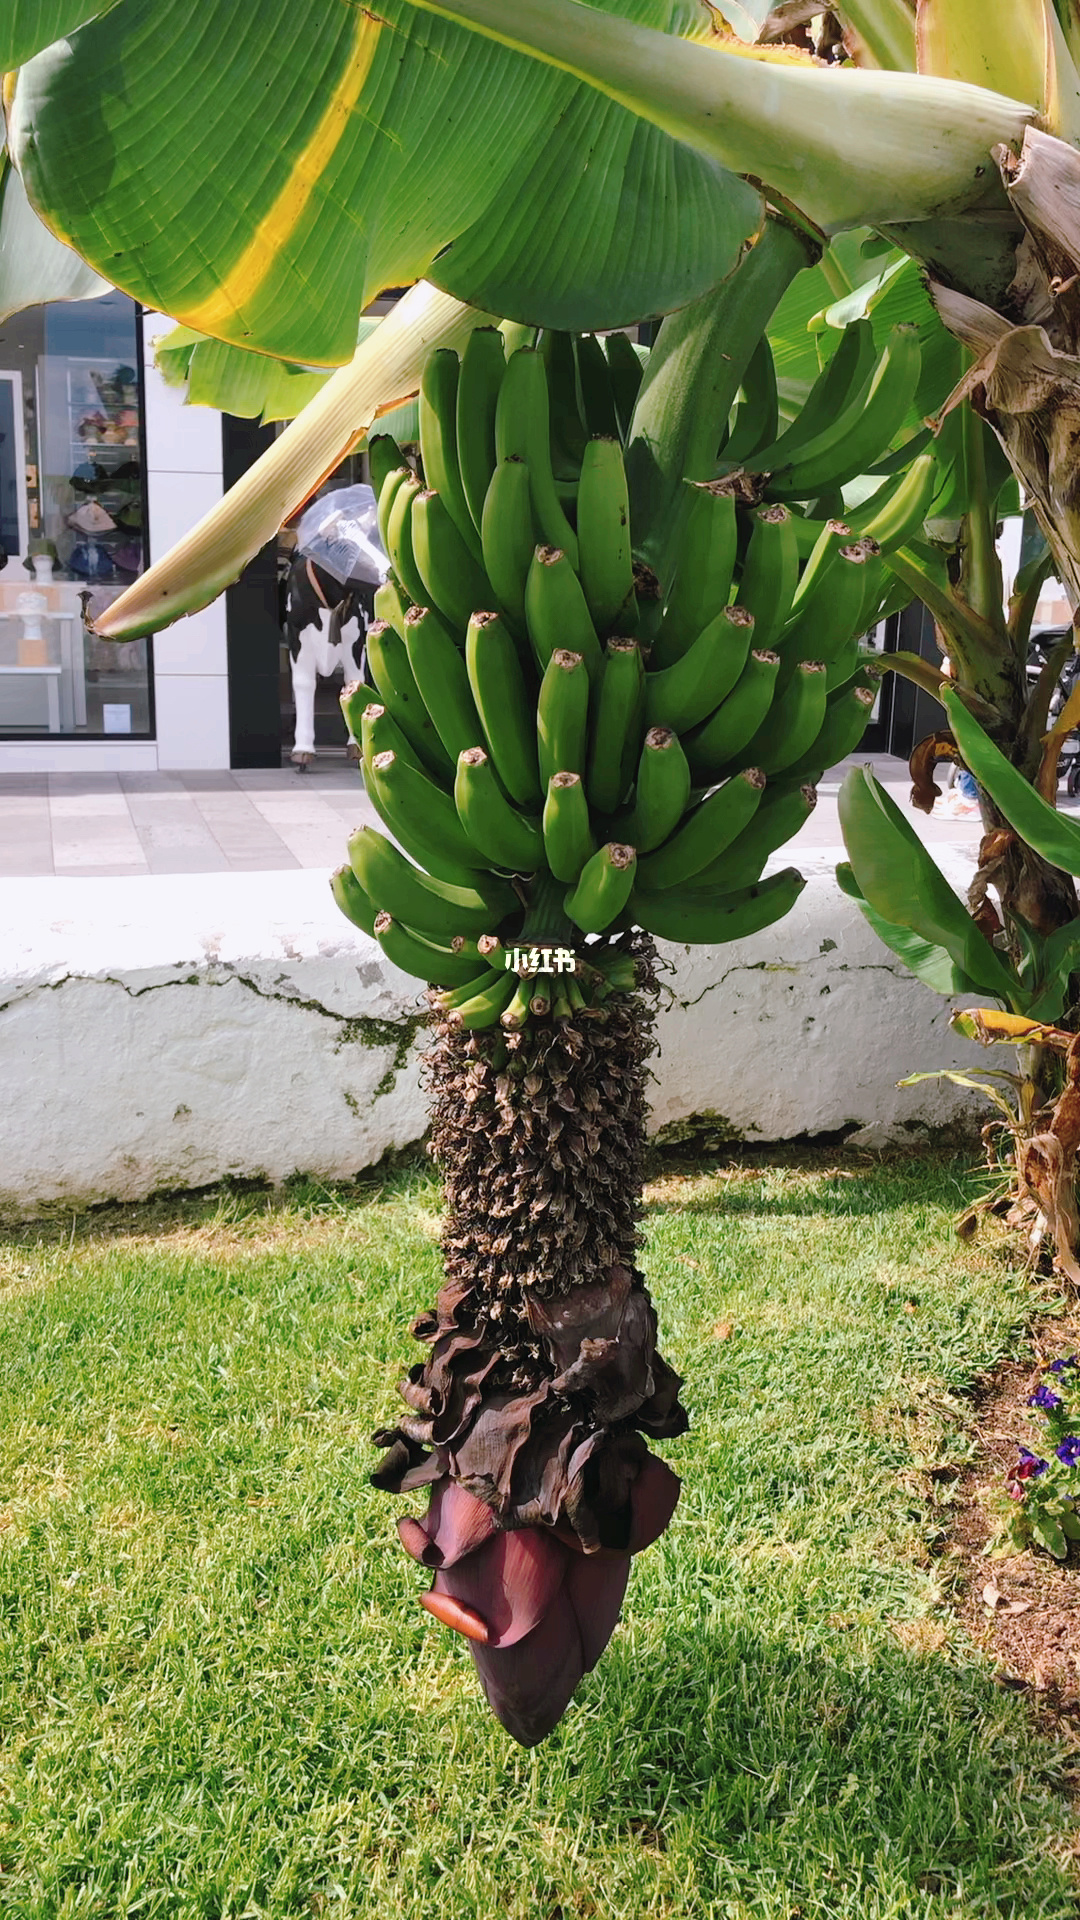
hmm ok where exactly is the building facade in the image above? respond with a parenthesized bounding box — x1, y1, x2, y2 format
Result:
(0, 297, 248, 773)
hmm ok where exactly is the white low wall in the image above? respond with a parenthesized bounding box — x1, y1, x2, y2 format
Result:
(0, 852, 987, 1216)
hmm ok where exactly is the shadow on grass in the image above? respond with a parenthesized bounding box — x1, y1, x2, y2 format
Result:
(0, 1153, 437, 1256)
(645, 1151, 982, 1224)
(577, 1614, 1075, 1914)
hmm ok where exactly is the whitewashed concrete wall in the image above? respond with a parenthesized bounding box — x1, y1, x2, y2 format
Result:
(0, 851, 989, 1218)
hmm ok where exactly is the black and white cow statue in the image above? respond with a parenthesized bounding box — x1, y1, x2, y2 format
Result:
(284, 555, 377, 768)
(283, 483, 387, 769)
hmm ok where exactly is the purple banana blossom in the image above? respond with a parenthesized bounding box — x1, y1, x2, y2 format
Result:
(396, 1458, 679, 1747)
(373, 1260, 687, 1746)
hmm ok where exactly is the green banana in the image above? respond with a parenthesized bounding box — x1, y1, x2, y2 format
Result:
(439, 965, 507, 1011)
(576, 435, 636, 637)
(737, 660, 829, 774)
(749, 319, 876, 472)
(457, 326, 506, 535)
(850, 536, 888, 643)
(449, 969, 518, 1031)
(419, 349, 484, 566)
(373, 574, 411, 639)
(543, 771, 596, 883)
(575, 332, 620, 439)
(589, 947, 638, 991)
(481, 457, 536, 632)
(764, 325, 922, 502)
(782, 682, 877, 784)
(331, 863, 378, 938)
(537, 647, 590, 790)
(789, 518, 853, 615)
(541, 329, 589, 472)
(630, 866, 807, 945)
(683, 649, 780, 779)
(624, 220, 817, 575)
(722, 333, 778, 466)
(495, 347, 579, 566)
(693, 781, 817, 891)
(411, 488, 493, 634)
(523, 544, 603, 681)
(455, 746, 544, 872)
(367, 748, 488, 884)
(847, 449, 939, 552)
(403, 604, 484, 765)
(364, 620, 453, 780)
(776, 543, 875, 686)
(620, 727, 692, 853)
(604, 330, 645, 442)
(736, 505, 800, 651)
(355, 696, 425, 780)
(654, 482, 738, 667)
(347, 826, 514, 940)
(565, 842, 638, 934)
(587, 638, 645, 815)
(465, 610, 541, 807)
(372, 911, 489, 988)
(385, 472, 428, 609)
(377, 464, 412, 560)
(368, 434, 405, 508)
(644, 604, 756, 734)
(500, 972, 534, 1031)
(636, 769, 766, 889)
(787, 509, 848, 562)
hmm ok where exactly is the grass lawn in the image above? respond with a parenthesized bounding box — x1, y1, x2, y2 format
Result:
(0, 1150, 1076, 1920)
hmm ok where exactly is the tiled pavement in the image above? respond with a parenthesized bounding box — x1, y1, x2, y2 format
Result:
(1, 750, 1061, 879)
(0, 762, 379, 877)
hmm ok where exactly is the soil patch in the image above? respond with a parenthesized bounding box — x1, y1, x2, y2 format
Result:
(947, 1313, 1080, 1719)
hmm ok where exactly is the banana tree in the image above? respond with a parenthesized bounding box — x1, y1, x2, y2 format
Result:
(12, 0, 1080, 1738)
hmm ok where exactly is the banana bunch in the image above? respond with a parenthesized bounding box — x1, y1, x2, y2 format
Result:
(335, 319, 934, 1031)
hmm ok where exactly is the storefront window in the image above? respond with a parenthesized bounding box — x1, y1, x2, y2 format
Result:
(0, 291, 152, 737)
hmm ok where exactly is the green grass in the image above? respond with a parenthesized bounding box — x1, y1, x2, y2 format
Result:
(0, 1152, 1075, 1920)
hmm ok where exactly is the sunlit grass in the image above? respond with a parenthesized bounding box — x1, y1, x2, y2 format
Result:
(0, 1154, 1074, 1919)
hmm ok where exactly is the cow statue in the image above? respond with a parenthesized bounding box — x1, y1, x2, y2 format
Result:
(284, 483, 388, 770)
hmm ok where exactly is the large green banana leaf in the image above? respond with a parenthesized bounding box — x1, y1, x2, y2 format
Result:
(945, 689, 1080, 875)
(0, 148, 109, 320)
(836, 861, 986, 997)
(838, 765, 1020, 1001)
(6, 0, 761, 366)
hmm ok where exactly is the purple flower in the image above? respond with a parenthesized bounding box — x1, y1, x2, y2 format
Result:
(1030, 1385, 1063, 1410)
(1049, 1355, 1078, 1374)
(1055, 1435, 1080, 1468)
(1015, 1448, 1049, 1479)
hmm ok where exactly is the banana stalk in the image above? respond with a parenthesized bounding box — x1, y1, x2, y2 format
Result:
(93, 282, 493, 640)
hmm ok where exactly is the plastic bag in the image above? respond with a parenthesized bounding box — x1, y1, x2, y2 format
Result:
(295, 483, 388, 588)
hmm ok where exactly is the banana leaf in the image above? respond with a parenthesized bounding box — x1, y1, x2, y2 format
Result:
(944, 688, 1080, 875)
(382, 0, 1034, 233)
(8, 0, 761, 366)
(153, 327, 335, 423)
(836, 860, 987, 996)
(95, 280, 484, 639)
(0, 147, 109, 321)
(838, 766, 1020, 1001)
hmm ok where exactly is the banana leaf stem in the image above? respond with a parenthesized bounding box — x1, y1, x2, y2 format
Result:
(960, 403, 1006, 631)
(1022, 630, 1075, 764)
(867, 649, 999, 723)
